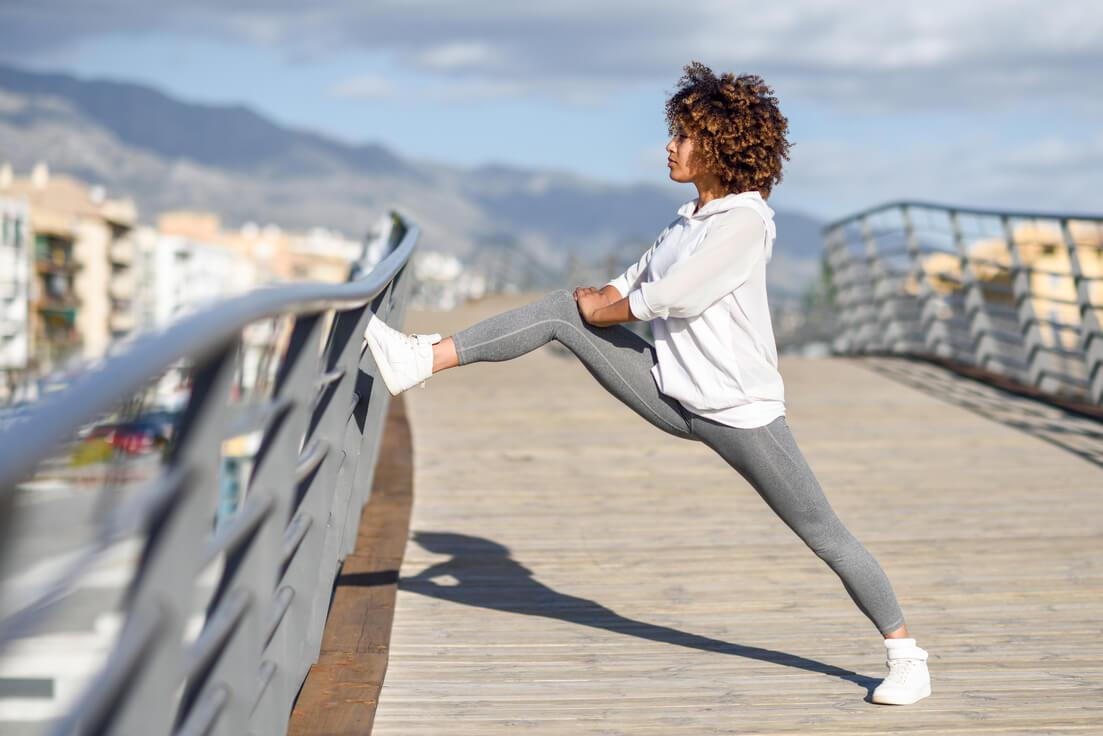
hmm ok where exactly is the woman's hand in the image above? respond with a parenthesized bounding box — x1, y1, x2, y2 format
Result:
(575, 292, 605, 324)
(572, 286, 605, 303)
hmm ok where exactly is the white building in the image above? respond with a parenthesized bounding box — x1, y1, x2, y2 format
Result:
(137, 229, 256, 327)
(0, 196, 31, 396)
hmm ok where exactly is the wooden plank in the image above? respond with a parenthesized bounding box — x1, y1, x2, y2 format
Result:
(288, 393, 414, 735)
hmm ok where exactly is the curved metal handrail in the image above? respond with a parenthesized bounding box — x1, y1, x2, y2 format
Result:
(822, 200, 1103, 407)
(823, 199, 1103, 230)
(0, 219, 418, 494)
(0, 211, 422, 735)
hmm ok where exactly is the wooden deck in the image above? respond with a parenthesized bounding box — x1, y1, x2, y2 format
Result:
(370, 293, 1103, 735)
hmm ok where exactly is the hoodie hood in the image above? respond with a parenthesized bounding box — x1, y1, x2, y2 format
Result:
(676, 190, 777, 262)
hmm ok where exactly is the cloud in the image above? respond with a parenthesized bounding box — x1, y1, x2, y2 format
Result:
(414, 41, 503, 71)
(420, 79, 526, 103)
(328, 73, 395, 99)
(774, 132, 1103, 218)
(2, 1, 1101, 110)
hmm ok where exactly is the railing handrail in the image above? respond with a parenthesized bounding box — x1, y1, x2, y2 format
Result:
(0, 218, 419, 494)
(823, 199, 1103, 232)
(820, 200, 1103, 409)
(1, 210, 422, 735)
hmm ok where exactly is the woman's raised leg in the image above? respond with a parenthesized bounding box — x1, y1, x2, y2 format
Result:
(443, 289, 696, 440)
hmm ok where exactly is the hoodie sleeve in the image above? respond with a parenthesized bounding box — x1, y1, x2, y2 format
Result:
(627, 208, 768, 321)
(602, 227, 669, 299)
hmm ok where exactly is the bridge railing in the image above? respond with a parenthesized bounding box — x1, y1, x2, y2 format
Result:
(0, 212, 421, 734)
(823, 201, 1103, 406)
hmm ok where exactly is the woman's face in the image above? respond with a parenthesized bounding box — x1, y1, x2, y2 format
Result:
(666, 129, 706, 184)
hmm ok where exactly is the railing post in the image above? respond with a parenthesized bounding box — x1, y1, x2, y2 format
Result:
(60, 342, 239, 736)
(823, 225, 854, 354)
(1061, 218, 1103, 403)
(954, 209, 1008, 373)
(900, 204, 928, 354)
(1002, 215, 1047, 390)
(857, 215, 885, 352)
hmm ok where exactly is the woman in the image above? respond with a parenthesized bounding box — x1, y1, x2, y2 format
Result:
(363, 62, 931, 706)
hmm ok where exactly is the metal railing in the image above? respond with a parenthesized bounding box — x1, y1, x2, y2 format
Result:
(823, 201, 1103, 405)
(0, 212, 421, 734)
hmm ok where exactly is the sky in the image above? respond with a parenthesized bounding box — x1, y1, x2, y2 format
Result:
(1, 0, 1101, 220)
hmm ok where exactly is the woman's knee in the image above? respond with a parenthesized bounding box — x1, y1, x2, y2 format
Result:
(547, 288, 575, 308)
(800, 518, 858, 564)
(541, 288, 583, 321)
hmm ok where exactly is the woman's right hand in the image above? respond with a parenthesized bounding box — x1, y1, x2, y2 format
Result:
(572, 286, 601, 302)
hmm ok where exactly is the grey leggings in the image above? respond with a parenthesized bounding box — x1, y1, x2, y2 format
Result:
(450, 289, 905, 635)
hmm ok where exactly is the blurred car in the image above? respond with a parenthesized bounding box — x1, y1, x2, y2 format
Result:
(78, 414, 176, 457)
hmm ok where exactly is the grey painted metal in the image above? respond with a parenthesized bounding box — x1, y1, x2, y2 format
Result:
(824, 201, 1103, 406)
(0, 214, 420, 734)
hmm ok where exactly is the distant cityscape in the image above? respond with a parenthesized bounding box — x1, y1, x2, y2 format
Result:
(0, 162, 499, 406)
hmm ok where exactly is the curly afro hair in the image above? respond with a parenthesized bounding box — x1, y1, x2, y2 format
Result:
(665, 61, 791, 198)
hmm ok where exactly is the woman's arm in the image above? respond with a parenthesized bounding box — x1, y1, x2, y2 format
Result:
(583, 294, 635, 326)
(627, 208, 767, 321)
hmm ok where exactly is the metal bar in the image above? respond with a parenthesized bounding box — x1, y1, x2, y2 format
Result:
(295, 439, 330, 482)
(264, 586, 295, 647)
(48, 604, 163, 736)
(175, 685, 230, 736)
(823, 199, 1103, 231)
(182, 589, 254, 679)
(223, 396, 295, 440)
(200, 494, 275, 569)
(281, 513, 313, 567)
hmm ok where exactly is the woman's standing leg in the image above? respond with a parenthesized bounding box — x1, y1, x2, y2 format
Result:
(688, 413, 905, 635)
(687, 412, 931, 704)
(440, 289, 696, 440)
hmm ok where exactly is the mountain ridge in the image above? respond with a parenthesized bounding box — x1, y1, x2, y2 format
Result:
(0, 63, 825, 297)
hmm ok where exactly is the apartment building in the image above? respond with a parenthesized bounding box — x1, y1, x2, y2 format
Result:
(0, 164, 140, 372)
(0, 195, 30, 398)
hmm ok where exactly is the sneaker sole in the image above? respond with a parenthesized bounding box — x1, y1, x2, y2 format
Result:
(363, 326, 406, 396)
(871, 682, 931, 705)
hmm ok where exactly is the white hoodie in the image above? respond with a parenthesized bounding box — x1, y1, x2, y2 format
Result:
(604, 190, 785, 429)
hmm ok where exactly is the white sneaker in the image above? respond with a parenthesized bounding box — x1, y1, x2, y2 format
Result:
(363, 313, 441, 396)
(871, 638, 931, 705)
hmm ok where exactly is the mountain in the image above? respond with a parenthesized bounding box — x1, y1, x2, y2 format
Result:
(0, 65, 410, 178)
(0, 64, 825, 299)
